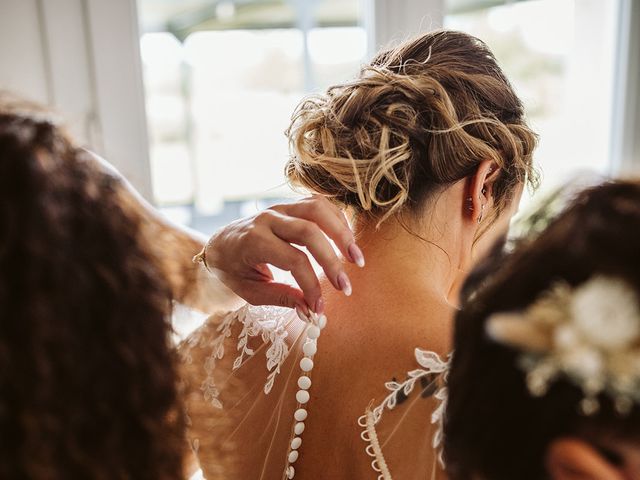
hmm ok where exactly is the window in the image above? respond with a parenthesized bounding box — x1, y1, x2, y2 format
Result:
(138, 0, 624, 230)
(137, 0, 366, 232)
(445, 0, 621, 207)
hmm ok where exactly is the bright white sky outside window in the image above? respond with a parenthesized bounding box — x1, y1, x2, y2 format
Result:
(140, 25, 366, 215)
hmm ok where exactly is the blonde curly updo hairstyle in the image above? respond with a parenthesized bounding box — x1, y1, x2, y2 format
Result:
(286, 30, 538, 225)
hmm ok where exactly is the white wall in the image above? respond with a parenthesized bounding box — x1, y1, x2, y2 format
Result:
(0, 0, 153, 199)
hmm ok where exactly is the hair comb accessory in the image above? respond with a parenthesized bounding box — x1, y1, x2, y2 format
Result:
(486, 276, 640, 415)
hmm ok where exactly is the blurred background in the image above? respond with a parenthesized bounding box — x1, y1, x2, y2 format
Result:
(1, 0, 638, 234)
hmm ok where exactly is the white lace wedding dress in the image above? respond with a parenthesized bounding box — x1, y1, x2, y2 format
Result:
(179, 304, 448, 480)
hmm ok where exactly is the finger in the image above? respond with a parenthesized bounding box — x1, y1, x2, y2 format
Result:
(234, 280, 306, 311)
(272, 196, 364, 268)
(253, 236, 324, 313)
(312, 195, 351, 233)
(310, 194, 350, 229)
(273, 196, 350, 237)
(270, 216, 347, 294)
(252, 263, 274, 281)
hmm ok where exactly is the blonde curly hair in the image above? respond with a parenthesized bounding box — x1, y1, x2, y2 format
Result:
(286, 30, 539, 226)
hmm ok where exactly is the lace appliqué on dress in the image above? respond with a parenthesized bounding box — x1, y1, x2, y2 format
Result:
(358, 348, 450, 478)
(187, 305, 294, 409)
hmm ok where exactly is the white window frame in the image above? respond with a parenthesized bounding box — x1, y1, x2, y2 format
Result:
(89, 0, 640, 197)
(610, 0, 640, 175)
(83, 0, 152, 199)
(7, 0, 635, 204)
(0, 0, 153, 200)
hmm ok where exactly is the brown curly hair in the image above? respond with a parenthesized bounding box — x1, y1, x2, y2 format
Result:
(286, 30, 538, 226)
(0, 99, 185, 478)
(445, 179, 640, 480)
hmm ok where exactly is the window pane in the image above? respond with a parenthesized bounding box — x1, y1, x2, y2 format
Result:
(139, 0, 616, 230)
(446, 0, 620, 207)
(138, 0, 364, 232)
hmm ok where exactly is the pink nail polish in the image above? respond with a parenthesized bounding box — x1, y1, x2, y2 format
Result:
(348, 243, 365, 268)
(337, 272, 352, 297)
(314, 297, 325, 315)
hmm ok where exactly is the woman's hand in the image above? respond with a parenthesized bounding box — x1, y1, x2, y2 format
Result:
(199, 196, 364, 315)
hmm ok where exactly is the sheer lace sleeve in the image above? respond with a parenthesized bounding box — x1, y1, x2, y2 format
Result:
(178, 305, 306, 479)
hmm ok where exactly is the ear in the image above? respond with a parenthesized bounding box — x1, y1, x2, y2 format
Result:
(465, 160, 500, 224)
(546, 438, 625, 480)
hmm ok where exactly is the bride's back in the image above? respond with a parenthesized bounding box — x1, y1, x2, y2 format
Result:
(180, 29, 538, 479)
(298, 271, 455, 478)
(180, 285, 450, 479)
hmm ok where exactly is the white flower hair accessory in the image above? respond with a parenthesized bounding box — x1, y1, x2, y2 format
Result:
(486, 275, 640, 416)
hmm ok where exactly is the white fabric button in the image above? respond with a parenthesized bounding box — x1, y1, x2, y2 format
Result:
(318, 315, 327, 330)
(288, 450, 299, 463)
(291, 437, 302, 450)
(294, 408, 308, 421)
(297, 375, 311, 390)
(302, 341, 317, 357)
(287, 465, 295, 478)
(307, 325, 321, 339)
(296, 390, 310, 404)
(300, 357, 314, 372)
(294, 422, 305, 435)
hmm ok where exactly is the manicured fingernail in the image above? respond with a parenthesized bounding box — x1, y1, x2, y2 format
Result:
(348, 243, 365, 268)
(314, 297, 325, 315)
(337, 272, 352, 297)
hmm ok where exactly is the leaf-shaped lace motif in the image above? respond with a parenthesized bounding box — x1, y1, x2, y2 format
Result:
(198, 311, 238, 408)
(370, 348, 449, 424)
(197, 305, 294, 408)
(415, 348, 449, 373)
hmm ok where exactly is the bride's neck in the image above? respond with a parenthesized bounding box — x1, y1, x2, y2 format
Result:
(348, 215, 464, 309)
(318, 214, 459, 356)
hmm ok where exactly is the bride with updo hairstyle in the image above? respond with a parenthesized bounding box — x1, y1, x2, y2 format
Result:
(444, 180, 640, 480)
(286, 31, 536, 228)
(181, 30, 538, 479)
